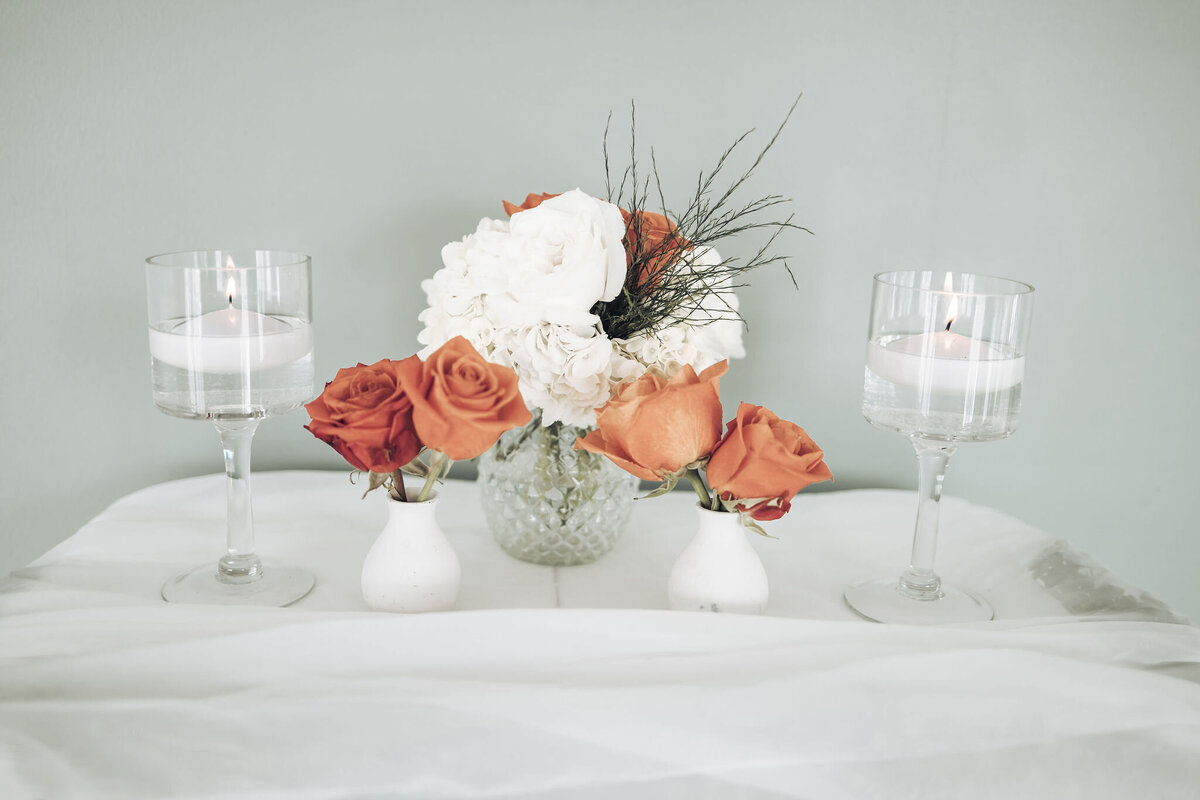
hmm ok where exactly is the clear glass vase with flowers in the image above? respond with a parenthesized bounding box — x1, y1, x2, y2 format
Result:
(418, 102, 808, 565)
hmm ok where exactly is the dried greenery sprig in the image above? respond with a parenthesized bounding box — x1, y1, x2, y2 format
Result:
(593, 96, 810, 341)
(349, 455, 449, 502)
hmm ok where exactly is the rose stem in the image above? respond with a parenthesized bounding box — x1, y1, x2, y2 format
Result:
(416, 452, 451, 503)
(390, 468, 408, 502)
(684, 469, 712, 507)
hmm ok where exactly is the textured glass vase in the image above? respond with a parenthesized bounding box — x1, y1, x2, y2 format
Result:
(478, 418, 639, 566)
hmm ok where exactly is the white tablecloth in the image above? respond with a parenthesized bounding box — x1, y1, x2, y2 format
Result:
(2, 471, 1198, 798)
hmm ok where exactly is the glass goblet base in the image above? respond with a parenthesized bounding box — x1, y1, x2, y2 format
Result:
(162, 562, 315, 606)
(844, 577, 993, 624)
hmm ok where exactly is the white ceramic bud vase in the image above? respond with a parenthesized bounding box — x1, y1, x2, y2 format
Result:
(361, 493, 461, 613)
(667, 505, 769, 614)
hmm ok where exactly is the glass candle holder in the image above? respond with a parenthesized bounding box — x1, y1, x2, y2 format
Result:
(145, 250, 315, 606)
(846, 270, 1034, 624)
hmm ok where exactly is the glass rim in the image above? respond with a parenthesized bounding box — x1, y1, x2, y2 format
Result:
(873, 270, 1034, 297)
(145, 249, 311, 270)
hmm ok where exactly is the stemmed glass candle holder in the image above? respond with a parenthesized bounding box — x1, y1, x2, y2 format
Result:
(146, 250, 316, 606)
(846, 271, 1034, 624)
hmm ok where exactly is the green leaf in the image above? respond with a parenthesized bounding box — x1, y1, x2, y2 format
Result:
(718, 495, 743, 513)
(739, 514, 774, 539)
(361, 471, 388, 499)
(637, 474, 679, 500)
(401, 460, 431, 478)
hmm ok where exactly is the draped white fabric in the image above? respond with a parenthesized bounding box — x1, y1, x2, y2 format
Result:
(2, 472, 1198, 798)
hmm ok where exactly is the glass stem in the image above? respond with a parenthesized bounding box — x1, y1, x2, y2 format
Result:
(214, 418, 263, 584)
(899, 437, 956, 600)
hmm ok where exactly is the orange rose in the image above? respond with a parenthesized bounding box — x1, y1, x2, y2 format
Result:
(396, 336, 531, 460)
(502, 192, 560, 217)
(706, 403, 832, 521)
(575, 361, 727, 481)
(305, 358, 422, 473)
(621, 208, 690, 288)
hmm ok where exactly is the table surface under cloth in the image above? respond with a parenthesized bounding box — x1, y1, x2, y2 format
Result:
(2, 471, 1198, 799)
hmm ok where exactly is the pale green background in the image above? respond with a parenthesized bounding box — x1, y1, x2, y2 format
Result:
(2, 1, 1197, 617)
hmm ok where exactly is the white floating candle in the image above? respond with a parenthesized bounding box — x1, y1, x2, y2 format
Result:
(867, 331, 1024, 395)
(148, 276, 312, 374)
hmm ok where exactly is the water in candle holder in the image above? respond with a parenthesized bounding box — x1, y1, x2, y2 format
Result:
(149, 316, 314, 420)
(862, 337, 1024, 442)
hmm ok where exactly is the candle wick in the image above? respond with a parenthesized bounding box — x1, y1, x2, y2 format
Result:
(227, 294, 234, 307)
(944, 320, 952, 333)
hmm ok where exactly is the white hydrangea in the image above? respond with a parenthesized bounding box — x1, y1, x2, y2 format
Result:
(507, 324, 619, 428)
(418, 193, 745, 428)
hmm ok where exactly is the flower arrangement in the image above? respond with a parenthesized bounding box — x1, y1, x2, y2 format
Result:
(304, 336, 532, 501)
(417, 102, 806, 429)
(576, 361, 832, 533)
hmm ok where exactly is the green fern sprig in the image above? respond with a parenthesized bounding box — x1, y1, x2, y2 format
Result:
(593, 96, 810, 341)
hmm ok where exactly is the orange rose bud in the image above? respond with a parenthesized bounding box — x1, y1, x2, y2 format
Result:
(396, 336, 532, 461)
(305, 358, 423, 473)
(706, 402, 832, 521)
(502, 192, 561, 217)
(575, 361, 727, 481)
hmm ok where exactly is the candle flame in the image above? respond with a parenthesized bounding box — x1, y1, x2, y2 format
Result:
(223, 255, 238, 305)
(943, 274, 958, 331)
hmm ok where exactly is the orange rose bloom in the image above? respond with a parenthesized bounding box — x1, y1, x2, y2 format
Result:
(621, 208, 690, 288)
(706, 403, 832, 521)
(396, 336, 531, 461)
(502, 192, 561, 217)
(305, 358, 422, 473)
(575, 361, 727, 481)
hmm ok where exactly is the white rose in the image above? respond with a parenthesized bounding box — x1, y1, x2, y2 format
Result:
(417, 189, 628, 350)
(495, 189, 627, 327)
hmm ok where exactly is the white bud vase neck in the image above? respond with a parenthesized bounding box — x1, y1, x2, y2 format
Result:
(361, 493, 461, 613)
(667, 505, 769, 615)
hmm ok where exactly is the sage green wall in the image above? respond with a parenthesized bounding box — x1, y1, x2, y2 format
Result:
(2, 1, 1198, 617)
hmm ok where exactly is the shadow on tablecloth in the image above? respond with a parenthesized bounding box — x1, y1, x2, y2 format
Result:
(1030, 540, 1189, 625)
